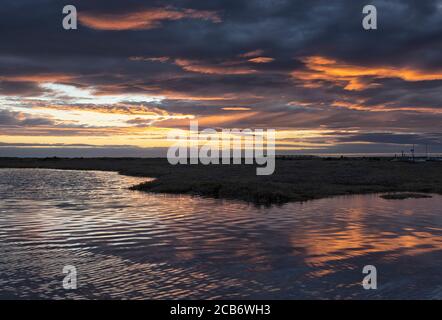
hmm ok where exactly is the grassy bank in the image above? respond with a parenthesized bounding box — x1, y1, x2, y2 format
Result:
(1, 157, 442, 205)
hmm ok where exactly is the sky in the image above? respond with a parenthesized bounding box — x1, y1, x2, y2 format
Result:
(1, 0, 442, 157)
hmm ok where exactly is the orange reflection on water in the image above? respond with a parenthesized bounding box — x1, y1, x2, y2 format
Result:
(291, 198, 442, 270)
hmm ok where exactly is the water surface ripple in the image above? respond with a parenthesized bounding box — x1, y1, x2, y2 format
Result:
(0, 169, 441, 299)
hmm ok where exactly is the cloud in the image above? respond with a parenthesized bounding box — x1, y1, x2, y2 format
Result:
(41, 103, 181, 116)
(248, 57, 275, 64)
(0, 81, 44, 96)
(159, 111, 258, 129)
(174, 59, 257, 75)
(79, 7, 221, 30)
(221, 107, 252, 111)
(293, 56, 442, 91)
(129, 56, 170, 63)
(335, 132, 442, 145)
(0, 109, 55, 126)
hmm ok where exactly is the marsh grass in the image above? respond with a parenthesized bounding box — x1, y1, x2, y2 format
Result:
(1, 157, 441, 205)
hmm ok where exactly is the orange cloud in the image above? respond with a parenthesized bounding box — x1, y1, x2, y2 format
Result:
(38, 104, 189, 117)
(248, 57, 274, 64)
(159, 111, 258, 128)
(293, 56, 442, 90)
(153, 90, 263, 102)
(0, 74, 73, 83)
(174, 59, 257, 75)
(79, 7, 221, 30)
(331, 100, 442, 113)
(221, 107, 252, 111)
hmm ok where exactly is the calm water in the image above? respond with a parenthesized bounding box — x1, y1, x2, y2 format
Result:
(0, 168, 441, 299)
